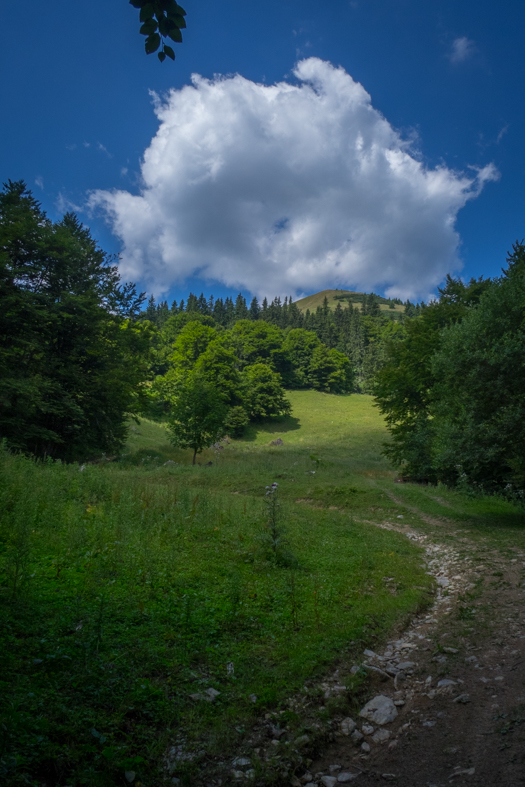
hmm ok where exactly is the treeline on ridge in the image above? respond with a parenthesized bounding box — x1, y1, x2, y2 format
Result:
(139, 288, 423, 395)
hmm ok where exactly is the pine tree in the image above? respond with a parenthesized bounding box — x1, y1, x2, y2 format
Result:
(234, 293, 248, 320)
(249, 296, 260, 320)
(145, 294, 157, 322)
(186, 292, 199, 312)
(197, 292, 208, 314)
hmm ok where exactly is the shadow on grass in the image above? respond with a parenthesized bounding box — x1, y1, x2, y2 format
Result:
(241, 414, 301, 442)
(393, 480, 525, 532)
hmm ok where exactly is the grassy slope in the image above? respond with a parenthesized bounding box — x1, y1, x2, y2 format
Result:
(294, 289, 405, 315)
(2, 391, 523, 786)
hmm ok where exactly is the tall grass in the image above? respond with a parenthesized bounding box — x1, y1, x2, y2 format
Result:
(0, 394, 434, 786)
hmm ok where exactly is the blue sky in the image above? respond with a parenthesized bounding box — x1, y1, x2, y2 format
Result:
(1, 0, 523, 304)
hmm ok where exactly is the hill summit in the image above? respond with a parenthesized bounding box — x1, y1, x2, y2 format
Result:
(294, 288, 405, 316)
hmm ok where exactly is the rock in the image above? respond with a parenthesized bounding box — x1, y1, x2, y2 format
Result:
(422, 720, 436, 727)
(163, 460, 176, 466)
(206, 687, 220, 700)
(300, 773, 313, 784)
(290, 777, 301, 787)
(270, 438, 284, 446)
(294, 735, 310, 747)
(443, 647, 458, 654)
(393, 700, 405, 706)
(231, 770, 245, 780)
(321, 778, 338, 787)
(449, 767, 475, 779)
(396, 661, 415, 671)
(189, 692, 205, 701)
(359, 695, 398, 725)
(338, 773, 360, 783)
(363, 649, 377, 659)
(329, 765, 342, 773)
(437, 679, 456, 689)
(372, 729, 391, 743)
(362, 723, 375, 735)
(233, 757, 251, 767)
(437, 577, 450, 587)
(361, 742, 371, 753)
(124, 772, 136, 783)
(453, 693, 470, 703)
(340, 717, 357, 735)
(245, 771, 255, 780)
(465, 655, 477, 663)
(249, 693, 257, 703)
(351, 729, 364, 743)
(381, 774, 398, 781)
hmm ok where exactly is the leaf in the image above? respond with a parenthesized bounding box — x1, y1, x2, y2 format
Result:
(157, 15, 170, 36)
(158, 50, 166, 62)
(167, 10, 186, 28)
(145, 33, 161, 54)
(167, 27, 183, 43)
(139, 4, 155, 22)
(175, 3, 187, 15)
(140, 19, 158, 35)
(164, 45, 175, 60)
(129, 0, 146, 7)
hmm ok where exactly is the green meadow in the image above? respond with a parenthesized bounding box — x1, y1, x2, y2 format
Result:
(2, 391, 523, 786)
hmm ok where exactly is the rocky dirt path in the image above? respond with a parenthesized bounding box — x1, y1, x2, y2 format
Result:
(302, 498, 525, 787)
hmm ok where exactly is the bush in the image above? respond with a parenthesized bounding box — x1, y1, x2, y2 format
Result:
(242, 364, 292, 421)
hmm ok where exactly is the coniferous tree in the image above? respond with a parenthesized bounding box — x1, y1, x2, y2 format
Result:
(0, 181, 149, 461)
(186, 292, 199, 313)
(145, 294, 157, 321)
(249, 296, 260, 320)
(234, 293, 248, 320)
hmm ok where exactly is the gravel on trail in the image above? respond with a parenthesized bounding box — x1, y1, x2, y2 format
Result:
(305, 496, 525, 787)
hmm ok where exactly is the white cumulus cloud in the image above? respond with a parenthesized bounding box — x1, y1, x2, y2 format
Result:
(89, 58, 497, 301)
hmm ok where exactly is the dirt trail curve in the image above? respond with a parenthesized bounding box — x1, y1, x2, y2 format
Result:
(305, 493, 525, 787)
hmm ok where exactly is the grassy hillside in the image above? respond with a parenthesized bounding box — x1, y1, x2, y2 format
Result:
(2, 391, 523, 786)
(294, 288, 405, 315)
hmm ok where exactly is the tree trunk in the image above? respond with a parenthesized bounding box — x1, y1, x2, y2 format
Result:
(192, 448, 197, 465)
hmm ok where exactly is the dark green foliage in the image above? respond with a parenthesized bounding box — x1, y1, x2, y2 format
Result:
(242, 364, 292, 421)
(431, 244, 525, 494)
(229, 320, 290, 377)
(224, 405, 249, 437)
(308, 345, 354, 394)
(167, 373, 227, 463)
(375, 274, 492, 481)
(130, 0, 186, 62)
(0, 181, 149, 461)
(375, 251, 525, 498)
(282, 328, 322, 388)
(140, 288, 407, 391)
